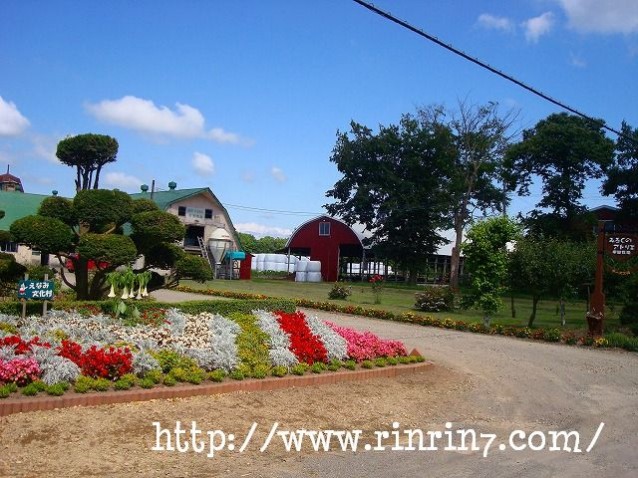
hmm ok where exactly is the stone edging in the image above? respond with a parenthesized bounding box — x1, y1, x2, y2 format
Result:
(0, 362, 432, 417)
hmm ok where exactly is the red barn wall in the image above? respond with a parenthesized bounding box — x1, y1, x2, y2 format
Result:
(288, 217, 361, 282)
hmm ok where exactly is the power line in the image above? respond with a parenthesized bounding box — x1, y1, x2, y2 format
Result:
(223, 203, 323, 217)
(351, 0, 634, 143)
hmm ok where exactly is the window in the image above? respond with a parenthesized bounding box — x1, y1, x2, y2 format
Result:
(205, 209, 213, 219)
(178, 206, 186, 216)
(0, 242, 18, 253)
(319, 222, 331, 236)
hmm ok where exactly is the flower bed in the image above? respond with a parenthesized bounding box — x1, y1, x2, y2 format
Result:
(0, 308, 421, 399)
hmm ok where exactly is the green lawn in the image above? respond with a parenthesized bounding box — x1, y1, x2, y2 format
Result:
(181, 279, 620, 331)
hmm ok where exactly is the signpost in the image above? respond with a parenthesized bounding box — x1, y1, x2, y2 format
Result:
(588, 221, 638, 337)
(17, 274, 54, 319)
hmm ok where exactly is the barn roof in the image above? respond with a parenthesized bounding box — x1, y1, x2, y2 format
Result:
(284, 215, 364, 249)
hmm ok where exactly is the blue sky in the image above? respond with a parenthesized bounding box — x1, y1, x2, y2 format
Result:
(2, 0, 637, 237)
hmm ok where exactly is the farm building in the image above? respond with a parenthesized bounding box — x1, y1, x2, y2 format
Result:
(1, 175, 245, 278)
(284, 215, 365, 283)
(283, 215, 466, 284)
(130, 182, 245, 278)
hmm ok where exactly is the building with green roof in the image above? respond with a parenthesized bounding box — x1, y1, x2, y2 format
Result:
(1, 177, 243, 277)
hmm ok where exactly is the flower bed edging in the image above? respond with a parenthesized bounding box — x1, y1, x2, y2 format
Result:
(0, 360, 432, 416)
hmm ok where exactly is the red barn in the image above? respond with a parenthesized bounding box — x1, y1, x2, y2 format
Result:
(285, 215, 364, 282)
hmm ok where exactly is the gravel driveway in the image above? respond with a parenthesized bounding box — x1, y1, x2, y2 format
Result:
(1, 291, 636, 477)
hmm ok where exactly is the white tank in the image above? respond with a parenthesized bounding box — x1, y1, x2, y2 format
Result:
(208, 228, 233, 264)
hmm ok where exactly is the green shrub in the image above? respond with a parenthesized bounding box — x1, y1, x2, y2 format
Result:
(93, 378, 111, 392)
(251, 364, 269, 379)
(291, 364, 308, 376)
(374, 357, 387, 367)
(144, 369, 163, 384)
(619, 301, 638, 336)
(163, 375, 177, 387)
(361, 360, 374, 369)
(74, 376, 93, 393)
(152, 350, 198, 374)
(543, 328, 562, 342)
(229, 370, 245, 381)
(208, 370, 226, 382)
(139, 377, 155, 389)
(270, 366, 288, 377)
(398, 356, 411, 364)
(0, 384, 14, 398)
(0, 321, 18, 335)
(414, 287, 455, 312)
(604, 332, 638, 352)
(328, 283, 352, 300)
(311, 362, 327, 374)
(22, 381, 46, 396)
(114, 378, 133, 390)
(386, 357, 398, 366)
(46, 383, 68, 396)
(343, 360, 356, 370)
(327, 361, 341, 372)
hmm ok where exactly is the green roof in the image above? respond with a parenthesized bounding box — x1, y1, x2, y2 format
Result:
(0, 191, 50, 231)
(129, 188, 209, 211)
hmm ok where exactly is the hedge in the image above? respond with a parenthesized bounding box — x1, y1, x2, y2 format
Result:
(0, 298, 296, 317)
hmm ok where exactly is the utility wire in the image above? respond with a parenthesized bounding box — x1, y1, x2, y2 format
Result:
(352, 0, 634, 143)
(224, 203, 323, 216)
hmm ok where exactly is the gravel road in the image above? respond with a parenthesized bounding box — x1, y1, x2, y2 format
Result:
(1, 291, 636, 477)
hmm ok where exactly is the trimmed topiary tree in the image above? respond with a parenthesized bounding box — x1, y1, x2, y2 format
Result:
(10, 191, 189, 300)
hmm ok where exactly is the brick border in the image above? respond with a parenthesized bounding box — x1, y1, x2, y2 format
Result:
(0, 362, 432, 417)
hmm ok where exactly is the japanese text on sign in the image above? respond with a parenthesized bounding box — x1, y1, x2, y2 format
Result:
(607, 236, 636, 256)
(17, 280, 55, 300)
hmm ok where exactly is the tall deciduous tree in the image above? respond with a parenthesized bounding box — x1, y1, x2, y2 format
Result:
(56, 133, 118, 191)
(419, 101, 515, 289)
(325, 114, 457, 284)
(462, 216, 520, 326)
(505, 113, 615, 238)
(603, 121, 638, 219)
(509, 237, 596, 327)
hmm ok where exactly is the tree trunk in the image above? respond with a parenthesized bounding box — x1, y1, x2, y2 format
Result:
(73, 257, 90, 300)
(449, 209, 466, 290)
(560, 298, 566, 326)
(528, 295, 540, 327)
(408, 266, 418, 286)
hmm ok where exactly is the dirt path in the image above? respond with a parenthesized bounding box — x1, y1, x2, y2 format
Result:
(1, 293, 636, 477)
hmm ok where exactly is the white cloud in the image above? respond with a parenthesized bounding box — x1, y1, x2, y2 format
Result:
(271, 166, 286, 183)
(192, 151, 215, 176)
(241, 170, 255, 183)
(569, 51, 587, 68)
(103, 172, 143, 190)
(0, 96, 30, 136)
(477, 14, 515, 32)
(235, 222, 292, 238)
(85, 95, 244, 144)
(30, 134, 60, 164)
(556, 0, 638, 34)
(522, 12, 555, 43)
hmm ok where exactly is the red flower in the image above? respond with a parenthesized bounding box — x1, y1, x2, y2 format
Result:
(274, 311, 328, 365)
(57, 340, 132, 380)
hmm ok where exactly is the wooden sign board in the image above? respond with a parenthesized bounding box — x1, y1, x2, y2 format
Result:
(604, 234, 638, 262)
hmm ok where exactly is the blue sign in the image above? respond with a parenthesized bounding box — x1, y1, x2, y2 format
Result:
(17, 280, 55, 300)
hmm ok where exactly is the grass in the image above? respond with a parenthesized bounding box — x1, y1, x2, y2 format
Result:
(181, 278, 621, 331)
